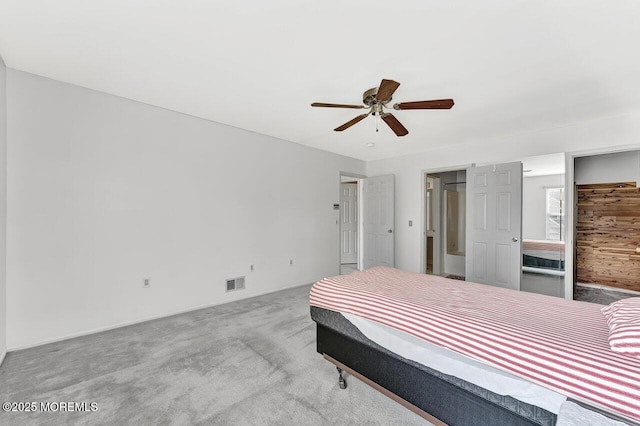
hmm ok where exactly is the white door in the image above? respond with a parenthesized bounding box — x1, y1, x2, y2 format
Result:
(340, 183, 358, 264)
(363, 175, 395, 269)
(465, 162, 522, 290)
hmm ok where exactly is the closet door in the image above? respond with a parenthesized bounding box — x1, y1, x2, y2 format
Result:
(466, 162, 522, 290)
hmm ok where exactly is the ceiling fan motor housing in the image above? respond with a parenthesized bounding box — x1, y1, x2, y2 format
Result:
(363, 87, 390, 107)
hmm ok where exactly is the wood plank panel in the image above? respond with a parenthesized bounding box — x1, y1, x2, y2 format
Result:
(577, 182, 636, 190)
(576, 182, 640, 291)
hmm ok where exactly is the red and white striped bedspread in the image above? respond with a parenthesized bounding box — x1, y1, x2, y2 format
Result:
(309, 267, 640, 422)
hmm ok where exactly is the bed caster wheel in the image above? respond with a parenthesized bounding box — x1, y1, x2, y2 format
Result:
(337, 367, 347, 389)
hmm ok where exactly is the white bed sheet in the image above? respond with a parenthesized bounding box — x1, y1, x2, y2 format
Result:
(557, 402, 628, 426)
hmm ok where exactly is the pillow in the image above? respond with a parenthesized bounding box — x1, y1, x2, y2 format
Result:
(601, 297, 640, 357)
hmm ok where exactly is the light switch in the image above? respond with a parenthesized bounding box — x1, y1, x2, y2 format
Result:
(409, 220, 413, 227)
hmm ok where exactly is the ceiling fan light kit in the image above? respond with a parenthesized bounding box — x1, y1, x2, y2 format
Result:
(311, 78, 454, 136)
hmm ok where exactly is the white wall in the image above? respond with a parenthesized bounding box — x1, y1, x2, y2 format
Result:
(0, 55, 7, 363)
(6, 70, 365, 349)
(522, 174, 564, 240)
(575, 150, 640, 185)
(367, 112, 640, 274)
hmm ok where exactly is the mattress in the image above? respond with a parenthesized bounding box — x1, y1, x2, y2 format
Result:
(522, 240, 565, 253)
(310, 267, 640, 423)
(341, 312, 566, 414)
(341, 311, 628, 425)
(311, 306, 558, 425)
(523, 239, 565, 272)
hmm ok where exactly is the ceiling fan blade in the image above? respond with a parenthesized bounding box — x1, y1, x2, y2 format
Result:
(334, 113, 370, 132)
(393, 99, 455, 110)
(376, 79, 401, 102)
(381, 113, 409, 136)
(311, 102, 365, 109)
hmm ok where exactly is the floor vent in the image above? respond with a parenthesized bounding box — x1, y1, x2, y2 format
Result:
(226, 277, 245, 292)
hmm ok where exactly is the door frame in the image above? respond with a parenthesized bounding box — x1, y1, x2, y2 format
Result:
(421, 164, 474, 275)
(564, 143, 640, 300)
(426, 175, 441, 275)
(339, 172, 366, 273)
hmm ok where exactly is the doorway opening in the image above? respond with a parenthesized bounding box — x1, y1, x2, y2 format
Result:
(571, 150, 640, 303)
(340, 175, 360, 275)
(424, 169, 467, 279)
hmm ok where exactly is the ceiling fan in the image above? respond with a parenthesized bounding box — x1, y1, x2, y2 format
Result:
(311, 79, 454, 136)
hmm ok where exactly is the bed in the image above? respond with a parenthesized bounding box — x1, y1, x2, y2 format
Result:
(523, 239, 565, 276)
(309, 267, 640, 425)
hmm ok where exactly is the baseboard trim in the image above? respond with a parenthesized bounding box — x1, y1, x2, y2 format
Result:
(0, 348, 6, 367)
(7, 281, 312, 352)
(576, 282, 640, 295)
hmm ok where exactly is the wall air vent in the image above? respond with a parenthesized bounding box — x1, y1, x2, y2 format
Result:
(226, 277, 246, 292)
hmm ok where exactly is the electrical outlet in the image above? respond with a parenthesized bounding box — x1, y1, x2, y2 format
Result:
(250, 264, 254, 271)
(290, 259, 293, 265)
(143, 278, 150, 288)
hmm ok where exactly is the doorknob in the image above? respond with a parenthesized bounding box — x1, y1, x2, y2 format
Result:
(512, 237, 519, 242)
(388, 229, 393, 233)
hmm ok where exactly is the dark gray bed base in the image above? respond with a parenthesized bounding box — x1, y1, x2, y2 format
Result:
(311, 306, 557, 426)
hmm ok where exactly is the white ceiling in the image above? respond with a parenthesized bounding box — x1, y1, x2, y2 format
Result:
(1, 0, 639, 161)
(522, 153, 565, 177)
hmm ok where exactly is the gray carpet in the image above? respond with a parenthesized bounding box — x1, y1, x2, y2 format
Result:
(0, 284, 427, 425)
(574, 284, 634, 305)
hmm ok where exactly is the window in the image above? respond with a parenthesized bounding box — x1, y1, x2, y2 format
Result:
(546, 187, 564, 240)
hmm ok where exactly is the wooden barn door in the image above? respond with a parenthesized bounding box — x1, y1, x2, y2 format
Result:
(576, 182, 640, 292)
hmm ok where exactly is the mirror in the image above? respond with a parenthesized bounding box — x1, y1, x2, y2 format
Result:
(446, 189, 466, 255)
